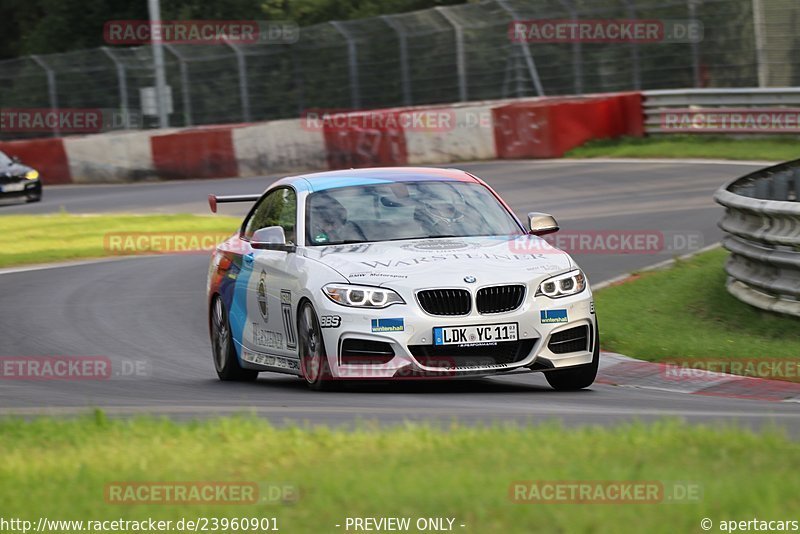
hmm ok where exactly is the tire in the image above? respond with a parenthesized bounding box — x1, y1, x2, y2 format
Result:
(298, 301, 335, 391)
(544, 322, 600, 391)
(25, 194, 41, 203)
(210, 296, 258, 382)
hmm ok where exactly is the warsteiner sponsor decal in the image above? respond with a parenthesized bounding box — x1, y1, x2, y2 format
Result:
(360, 253, 547, 269)
(252, 324, 284, 350)
(371, 318, 405, 332)
(540, 310, 568, 324)
(319, 315, 341, 328)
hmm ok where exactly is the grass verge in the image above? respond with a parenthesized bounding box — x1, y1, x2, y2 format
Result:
(566, 135, 799, 161)
(0, 414, 796, 533)
(0, 213, 239, 268)
(595, 248, 800, 375)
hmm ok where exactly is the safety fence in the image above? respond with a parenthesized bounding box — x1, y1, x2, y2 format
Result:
(2, 0, 798, 139)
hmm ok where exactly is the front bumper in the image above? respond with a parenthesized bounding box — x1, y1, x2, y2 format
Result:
(316, 289, 596, 379)
(0, 179, 41, 200)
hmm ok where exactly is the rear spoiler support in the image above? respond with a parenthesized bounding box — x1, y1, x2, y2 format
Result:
(208, 194, 261, 213)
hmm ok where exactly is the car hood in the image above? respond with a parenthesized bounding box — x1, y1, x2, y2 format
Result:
(1, 163, 33, 177)
(303, 235, 574, 288)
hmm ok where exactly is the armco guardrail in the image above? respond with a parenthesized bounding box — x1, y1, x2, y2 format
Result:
(715, 159, 800, 317)
(644, 88, 800, 134)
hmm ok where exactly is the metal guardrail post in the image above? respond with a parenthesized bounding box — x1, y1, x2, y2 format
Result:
(435, 6, 468, 102)
(496, 0, 545, 97)
(226, 41, 252, 123)
(163, 44, 193, 127)
(687, 0, 701, 87)
(623, 0, 642, 91)
(558, 0, 583, 95)
(751, 0, 769, 87)
(330, 21, 361, 109)
(101, 47, 131, 129)
(30, 55, 60, 137)
(715, 160, 800, 318)
(381, 15, 412, 106)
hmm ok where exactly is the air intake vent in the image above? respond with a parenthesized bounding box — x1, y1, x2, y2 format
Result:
(547, 326, 589, 354)
(340, 339, 395, 365)
(476, 285, 525, 314)
(417, 289, 471, 316)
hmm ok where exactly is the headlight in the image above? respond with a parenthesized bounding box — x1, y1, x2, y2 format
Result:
(25, 170, 39, 180)
(536, 270, 586, 298)
(323, 284, 405, 308)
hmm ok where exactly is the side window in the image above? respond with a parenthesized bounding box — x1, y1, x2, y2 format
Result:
(243, 188, 297, 243)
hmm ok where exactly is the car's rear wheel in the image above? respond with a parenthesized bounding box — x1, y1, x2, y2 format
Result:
(211, 296, 258, 382)
(544, 322, 600, 391)
(298, 301, 335, 390)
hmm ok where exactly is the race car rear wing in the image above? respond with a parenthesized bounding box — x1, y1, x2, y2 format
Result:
(208, 194, 261, 214)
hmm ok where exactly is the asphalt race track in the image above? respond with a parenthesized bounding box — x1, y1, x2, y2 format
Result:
(2, 159, 798, 431)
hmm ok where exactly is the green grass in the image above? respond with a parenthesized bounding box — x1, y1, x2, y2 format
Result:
(0, 415, 796, 533)
(566, 135, 800, 161)
(0, 213, 239, 268)
(595, 248, 800, 373)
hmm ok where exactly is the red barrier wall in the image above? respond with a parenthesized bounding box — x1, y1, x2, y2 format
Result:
(0, 138, 71, 184)
(151, 127, 238, 179)
(493, 93, 643, 158)
(322, 110, 408, 169)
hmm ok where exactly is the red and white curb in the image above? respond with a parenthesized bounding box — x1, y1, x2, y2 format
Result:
(598, 351, 800, 403)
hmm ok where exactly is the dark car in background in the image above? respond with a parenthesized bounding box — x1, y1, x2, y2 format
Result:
(0, 150, 42, 203)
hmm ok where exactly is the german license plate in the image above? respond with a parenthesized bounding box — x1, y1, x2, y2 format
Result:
(1, 183, 25, 193)
(433, 323, 518, 346)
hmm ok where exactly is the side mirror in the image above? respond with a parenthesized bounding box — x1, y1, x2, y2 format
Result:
(10, 156, 20, 164)
(251, 226, 292, 250)
(527, 212, 559, 236)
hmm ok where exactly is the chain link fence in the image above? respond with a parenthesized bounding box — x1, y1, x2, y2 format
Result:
(1, 0, 799, 140)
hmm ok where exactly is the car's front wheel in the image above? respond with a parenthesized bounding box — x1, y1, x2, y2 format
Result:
(544, 323, 600, 391)
(210, 296, 258, 382)
(298, 301, 335, 390)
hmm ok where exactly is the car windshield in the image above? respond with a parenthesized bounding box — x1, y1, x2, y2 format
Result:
(305, 180, 523, 246)
(0, 151, 11, 166)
